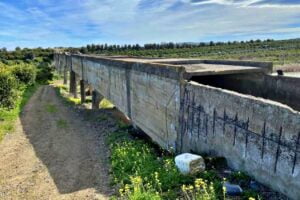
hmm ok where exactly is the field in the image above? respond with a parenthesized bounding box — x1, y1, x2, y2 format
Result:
(70, 38, 300, 70)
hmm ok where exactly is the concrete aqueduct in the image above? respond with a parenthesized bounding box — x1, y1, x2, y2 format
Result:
(55, 53, 300, 199)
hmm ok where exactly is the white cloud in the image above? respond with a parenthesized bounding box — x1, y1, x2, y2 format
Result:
(184, 0, 265, 7)
(184, 0, 300, 8)
(0, 0, 299, 49)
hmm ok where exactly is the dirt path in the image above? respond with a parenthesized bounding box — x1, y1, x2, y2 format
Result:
(0, 85, 115, 200)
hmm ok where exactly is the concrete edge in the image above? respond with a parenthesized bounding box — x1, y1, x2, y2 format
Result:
(187, 80, 300, 114)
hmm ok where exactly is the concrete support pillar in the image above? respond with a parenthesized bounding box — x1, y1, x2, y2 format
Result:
(63, 64, 68, 85)
(69, 70, 77, 98)
(80, 80, 86, 104)
(86, 85, 93, 96)
(92, 90, 103, 109)
(74, 75, 78, 98)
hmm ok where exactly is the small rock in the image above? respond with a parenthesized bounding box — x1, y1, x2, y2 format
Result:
(175, 153, 205, 175)
(223, 182, 243, 196)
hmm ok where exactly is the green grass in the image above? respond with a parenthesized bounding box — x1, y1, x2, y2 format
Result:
(100, 98, 114, 109)
(108, 127, 224, 200)
(55, 84, 81, 106)
(55, 82, 115, 108)
(56, 119, 68, 129)
(68, 97, 81, 105)
(45, 103, 58, 113)
(108, 126, 264, 200)
(0, 84, 39, 141)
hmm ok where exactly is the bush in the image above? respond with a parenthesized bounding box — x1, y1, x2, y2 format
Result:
(10, 64, 36, 85)
(0, 68, 18, 109)
(36, 62, 53, 83)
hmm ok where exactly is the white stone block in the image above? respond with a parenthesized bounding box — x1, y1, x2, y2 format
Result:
(175, 153, 206, 175)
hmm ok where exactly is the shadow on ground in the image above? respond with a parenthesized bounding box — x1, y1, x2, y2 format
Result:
(19, 85, 117, 196)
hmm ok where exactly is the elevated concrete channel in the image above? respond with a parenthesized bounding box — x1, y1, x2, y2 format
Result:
(55, 53, 300, 199)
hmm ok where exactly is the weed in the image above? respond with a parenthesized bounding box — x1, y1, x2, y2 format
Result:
(117, 121, 131, 130)
(56, 119, 68, 128)
(242, 190, 262, 200)
(56, 84, 68, 91)
(108, 128, 225, 200)
(68, 97, 81, 105)
(182, 178, 220, 200)
(55, 86, 80, 106)
(229, 171, 251, 187)
(97, 115, 108, 122)
(45, 103, 58, 113)
(119, 176, 162, 200)
(100, 98, 114, 109)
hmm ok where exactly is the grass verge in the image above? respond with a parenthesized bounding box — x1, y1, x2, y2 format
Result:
(0, 84, 39, 141)
(108, 126, 228, 200)
(55, 82, 115, 108)
(54, 84, 81, 106)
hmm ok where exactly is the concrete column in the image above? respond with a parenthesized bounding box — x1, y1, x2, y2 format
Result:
(69, 70, 76, 97)
(86, 85, 93, 96)
(80, 80, 86, 104)
(73, 75, 78, 98)
(63, 58, 68, 85)
(92, 90, 103, 109)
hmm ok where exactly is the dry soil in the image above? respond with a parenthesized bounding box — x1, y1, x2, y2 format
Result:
(0, 85, 115, 200)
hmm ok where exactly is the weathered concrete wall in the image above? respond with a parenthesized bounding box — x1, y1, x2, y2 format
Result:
(264, 75, 300, 111)
(129, 67, 180, 148)
(55, 53, 66, 74)
(54, 53, 300, 199)
(59, 54, 183, 149)
(178, 81, 300, 199)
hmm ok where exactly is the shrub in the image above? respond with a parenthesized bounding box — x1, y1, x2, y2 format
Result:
(0, 68, 18, 109)
(10, 64, 36, 85)
(36, 62, 53, 83)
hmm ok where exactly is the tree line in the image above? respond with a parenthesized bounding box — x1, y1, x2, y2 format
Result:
(76, 39, 279, 54)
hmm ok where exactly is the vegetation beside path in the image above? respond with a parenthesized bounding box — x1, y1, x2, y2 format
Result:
(0, 49, 53, 141)
(0, 84, 39, 141)
(107, 126, 263, 200)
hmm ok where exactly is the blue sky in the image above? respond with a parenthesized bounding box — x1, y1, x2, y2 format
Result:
(0, 0, 300, 49)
